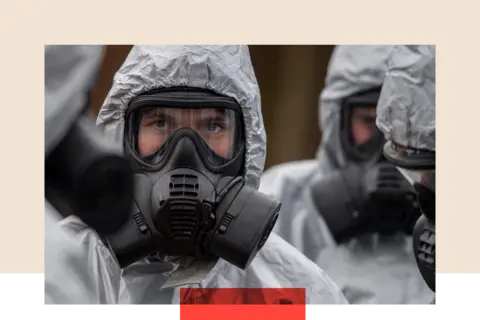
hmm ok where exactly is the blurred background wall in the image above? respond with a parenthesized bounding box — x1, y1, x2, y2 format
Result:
(89, 45, 335, 170)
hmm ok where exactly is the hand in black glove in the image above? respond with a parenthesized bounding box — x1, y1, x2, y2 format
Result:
(361, 162, 421, 236)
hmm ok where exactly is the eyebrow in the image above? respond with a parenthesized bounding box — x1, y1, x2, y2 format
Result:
(141, 111, 178, 126)
(201, 109, 227, 116)
(354, 112, 376, 120)
(197, 109, 230, 119)
(142, 108, 166, 119)
(140, 108, 233, 125)
(200, 113, 228, 120)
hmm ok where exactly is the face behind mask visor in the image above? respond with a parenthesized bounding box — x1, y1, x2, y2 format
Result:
(125, 90, 244, 170)
(340, 88, 385, 163)
(102, 88, 281, 271)
(128, 108, 242, 167)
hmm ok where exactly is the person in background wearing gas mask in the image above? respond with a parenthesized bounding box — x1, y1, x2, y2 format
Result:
(259, 45, 432, 304)
(45, 45, 134, 303)
(57, 45, 348, 304)
(376, 45, 436, 304)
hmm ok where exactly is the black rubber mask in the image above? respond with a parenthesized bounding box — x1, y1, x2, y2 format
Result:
(398, 166, 436, 292)
(102, 88, 281, 271)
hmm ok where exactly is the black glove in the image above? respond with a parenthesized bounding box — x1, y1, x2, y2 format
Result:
(311, 162, 421, 244)
(362, 162, 421, 235)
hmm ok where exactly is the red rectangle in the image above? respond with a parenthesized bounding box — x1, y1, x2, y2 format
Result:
(180, 288, 305, 304)
(180, 305, 306, 320)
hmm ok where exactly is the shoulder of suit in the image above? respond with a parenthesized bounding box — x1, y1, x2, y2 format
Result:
(260, 160, 319, 194)
(254, 232, 325, 276)
(263, 159, 319, 177)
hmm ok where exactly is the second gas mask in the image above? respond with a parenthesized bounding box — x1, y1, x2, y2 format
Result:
(45, 115, 134, 235)
(397, 166, 436, 292)
(313, 88, 421, 244)
(384, 140, 436, 292)
(102, 88, 280, 270)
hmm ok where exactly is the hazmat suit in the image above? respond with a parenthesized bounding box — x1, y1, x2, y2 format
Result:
(57, 45, 348, 304)
(259, 45, 432, 304)
(376, 45, 436, 304)
(45, 45, 105, 304)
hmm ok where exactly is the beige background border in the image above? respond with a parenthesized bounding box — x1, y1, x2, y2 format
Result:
(0, 0, 476, 273)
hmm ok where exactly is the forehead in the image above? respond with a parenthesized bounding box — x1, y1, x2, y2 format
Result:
(351, 105, 377, 115)
(143, 107, 227, 117)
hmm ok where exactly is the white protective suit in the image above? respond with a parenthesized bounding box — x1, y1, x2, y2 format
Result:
(45, 45, 106, 304)
(376, 45, 435, 154)
(375, 45, 436, 304)
(259, 45, 433, 304)
(57, 45, 348, 304)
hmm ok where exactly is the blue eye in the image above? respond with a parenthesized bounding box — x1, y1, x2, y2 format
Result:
(208, 123, 221, 133)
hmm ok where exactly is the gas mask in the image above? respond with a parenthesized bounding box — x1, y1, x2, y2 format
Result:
(312, 88, 421, 244)
(45, 45, 135, 236)
(46, 115, 135, 235)
(397, 167, 436, 292)
(102, 88, 280, 270)
(382, 140, 436, 292)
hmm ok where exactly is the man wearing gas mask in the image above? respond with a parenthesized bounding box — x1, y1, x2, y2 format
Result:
(259, 45, 432, 304)
(45, 45, 134, 303)
(376, 45, 436, 304)
(58, 45, 348, 304)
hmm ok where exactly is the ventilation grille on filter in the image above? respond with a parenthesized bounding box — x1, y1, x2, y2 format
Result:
(168, 174, 199, 240)
(417, 226, 435, 270)
(169, 199, 198, 240)
(169, 174, 199, 197)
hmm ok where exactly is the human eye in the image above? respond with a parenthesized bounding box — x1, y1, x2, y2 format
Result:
(145, 111, 175, 132)
(153, 117, 167, 130)
(197, 119, 223, 134)
(210, 120, 227, 133)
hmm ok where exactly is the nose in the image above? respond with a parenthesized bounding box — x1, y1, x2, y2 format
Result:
(354, 126, 375, 144)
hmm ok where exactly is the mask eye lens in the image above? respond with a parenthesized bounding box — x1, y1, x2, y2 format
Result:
(126, 107, 243, 166)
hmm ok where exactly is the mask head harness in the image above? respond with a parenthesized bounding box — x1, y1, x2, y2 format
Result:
(102, 87, 281, 271)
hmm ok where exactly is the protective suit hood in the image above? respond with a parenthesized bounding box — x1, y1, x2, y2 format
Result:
(45, 45, 104, 157)
(97, 45, 266, 189)
(317, 45, 394, 170)
(376, 45, 436, 152)
(95, 45, 272, 291)
(57, 45, 348, 305)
